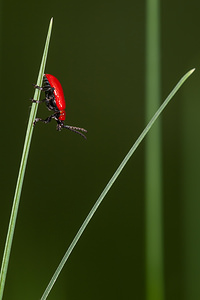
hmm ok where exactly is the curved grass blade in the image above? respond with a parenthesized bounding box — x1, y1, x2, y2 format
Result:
(0, 17, 53, 300)
(40, 68, 195, 300)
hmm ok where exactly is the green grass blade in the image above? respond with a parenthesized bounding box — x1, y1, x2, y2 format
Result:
(0, 17, 53, 300)
(40, 68, 195, 300)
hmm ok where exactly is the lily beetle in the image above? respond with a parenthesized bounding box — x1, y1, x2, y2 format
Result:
(31, 74, 87, 139)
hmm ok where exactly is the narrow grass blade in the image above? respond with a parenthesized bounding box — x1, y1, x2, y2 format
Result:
(145, 0, 163, 298)
(0, 17, 53, 300)
(40, 68, 195, 300)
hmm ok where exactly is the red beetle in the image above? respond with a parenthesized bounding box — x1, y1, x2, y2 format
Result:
(31, 74, 87, 139)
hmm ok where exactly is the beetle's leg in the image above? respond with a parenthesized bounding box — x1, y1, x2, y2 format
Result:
(33, 113, 59, 126)
(30, 98, 46, 104)
(33, 116, 52, 126)
(32, 83, 54, 93)
(32, 84, 44, 91)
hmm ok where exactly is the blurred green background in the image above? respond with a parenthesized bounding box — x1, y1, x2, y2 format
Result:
(0, 0, 200, 299)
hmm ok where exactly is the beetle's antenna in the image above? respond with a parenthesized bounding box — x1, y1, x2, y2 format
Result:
(63, 125, 87, 139)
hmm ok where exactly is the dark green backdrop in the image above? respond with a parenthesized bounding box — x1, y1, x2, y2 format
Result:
(0, 0, 200, 299)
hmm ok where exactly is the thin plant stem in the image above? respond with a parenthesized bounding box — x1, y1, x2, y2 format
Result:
(40, 68, 195, 300)
(0, 18, 53, 300)
(145, 0, 163, 299)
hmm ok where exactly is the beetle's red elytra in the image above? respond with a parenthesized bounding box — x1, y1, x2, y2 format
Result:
(30, 74, 87, 139)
